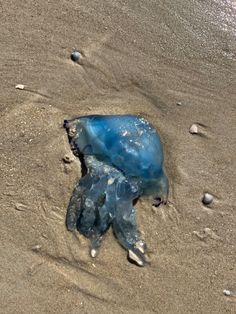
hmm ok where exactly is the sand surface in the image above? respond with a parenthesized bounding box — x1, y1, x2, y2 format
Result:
(1, 1, 236, 313)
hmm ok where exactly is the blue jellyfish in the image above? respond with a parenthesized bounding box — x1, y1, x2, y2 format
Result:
(64, 115, 169, 266)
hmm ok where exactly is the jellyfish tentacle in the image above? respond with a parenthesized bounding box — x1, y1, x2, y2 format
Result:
(89, 177, 118, 254)
(112, 201, 147, 266)
(89, 204, 110, 257)
(66, 174, 93, 231)
(67, 155, 108, 233)
(112, 179, 147, 266)
(77, 173, 107, 236)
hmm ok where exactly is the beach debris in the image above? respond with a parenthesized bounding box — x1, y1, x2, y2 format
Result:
(64, 115, 169, 266)
(71, 51, 81, 62)
(90, 248, 98, 258)
(128, 249, 145, 267)
(15, 84, 25, 90)
(62, 154, 74, 164)
(32, 244, 42, 251)
(204, 227, 220, 240)
(189, 124, 198, 134)
(193, 227, 220, 241)
(223, 289, 232, 296)
(202, 192, 214, 206)
(15, 203, 27, 211)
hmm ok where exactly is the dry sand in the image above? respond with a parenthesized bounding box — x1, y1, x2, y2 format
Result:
(0, 1, 236, 313)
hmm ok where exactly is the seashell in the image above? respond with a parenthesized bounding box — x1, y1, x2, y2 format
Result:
(189, 124, 198, 134)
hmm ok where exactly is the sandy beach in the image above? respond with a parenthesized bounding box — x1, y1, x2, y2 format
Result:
(0, 1, 236, 313)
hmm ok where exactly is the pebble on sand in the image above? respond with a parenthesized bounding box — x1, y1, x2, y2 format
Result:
(62, 154, 74, 163)
(90, 248, 97, 258)
(32, 244, 42, 251)
(189, 124, 198, 134)
(15, 84, 25, 90)
(202, 193, 214, 206)
(71, 51, 81, 62)
(223, 289, 232, 296)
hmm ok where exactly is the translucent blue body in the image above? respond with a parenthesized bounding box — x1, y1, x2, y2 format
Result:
(64, 115, 169, 266)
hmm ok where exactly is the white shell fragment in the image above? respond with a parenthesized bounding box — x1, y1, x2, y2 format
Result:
(223, 289, 232, 296)
(32, 244, 42, 251)
(15, 84, 25, 90)
(189, 124, 198, 134)
(135, 240, 146, 254)
(202, 193, 214, 206)
(128, 250, 144, 266)
(90, 248, 98, 258)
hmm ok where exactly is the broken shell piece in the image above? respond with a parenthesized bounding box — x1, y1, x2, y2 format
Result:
(128, 250, 144, 267)
(223, 289, 232, 296)
(135, 240, 146, 254)
(189, 124, 198, 134)
(202, 193, 214, 206)
(15, 84, 25, 90)
(32, 244, 42, 251)
(90, 248, 98, 258)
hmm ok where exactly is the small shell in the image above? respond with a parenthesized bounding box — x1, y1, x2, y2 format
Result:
(189, 124, 198, 134)
(15, 84, 25, 90)
(202, 193, 214, 205)
(32, 244, 42, 251)
(223, 289, 231, 296)
(128, 250, 144, 266)
(90, 248, 98, 258)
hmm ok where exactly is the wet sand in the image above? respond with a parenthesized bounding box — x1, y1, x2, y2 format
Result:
(0, 1, 236, 313)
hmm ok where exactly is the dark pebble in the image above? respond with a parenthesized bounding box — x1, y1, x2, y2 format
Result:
(71, 51, 80, 62)
(202, 193, 214, 206)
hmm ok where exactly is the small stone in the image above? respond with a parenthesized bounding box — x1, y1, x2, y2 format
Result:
(223, 289, 231, 296)
(189, 124, 198, 134)
(202, 193, 214, 206)
(90, 248, 97, 258)
(15, 84, 25, 90)
(32, 244, 42, 251)
(176, 102, 182, 106)
(62, 154, 74, 163)
(71, 51, 81, 62)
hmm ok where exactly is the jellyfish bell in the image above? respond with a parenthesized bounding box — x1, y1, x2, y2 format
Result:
(64, 114, 169, 266)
